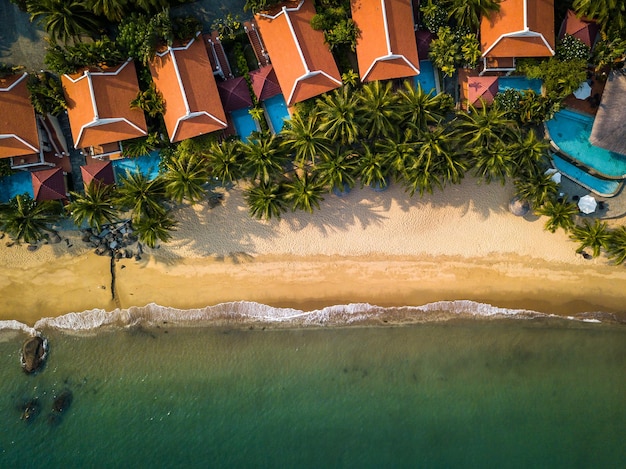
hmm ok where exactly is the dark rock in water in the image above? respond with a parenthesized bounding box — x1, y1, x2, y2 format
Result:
(21, 336, 47, 373)
(20, 398, 41, 422)
(27, 244, 38, 252)
(52, 389, 73, 414)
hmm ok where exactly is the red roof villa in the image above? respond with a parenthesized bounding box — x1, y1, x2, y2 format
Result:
(150, 33, 228, 143)
(480, 0, 555, 74)
(351, 0, 420, 82)
(255, 0, 342, 106)
(62, 60, 148, 160)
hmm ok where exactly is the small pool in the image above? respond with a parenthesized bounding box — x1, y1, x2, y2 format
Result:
(230, 107, 258, 142)
(551, 153, 621, 197)
(263, 94, 289, 133)
(112, 152, 161, 181)
(0, 170, 34, 203)
(498, 76, 542, 94)
(546, 109, 626, 179)
(413, 60, 437, 94)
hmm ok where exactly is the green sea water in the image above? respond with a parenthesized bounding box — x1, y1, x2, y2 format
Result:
(1, 318, 625, 468)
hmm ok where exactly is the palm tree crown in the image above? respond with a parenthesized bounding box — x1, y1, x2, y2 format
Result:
(0, 194, 61, 244)
(68, 182, 118, 232)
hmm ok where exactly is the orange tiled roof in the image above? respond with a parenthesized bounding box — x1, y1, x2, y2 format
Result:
(62, 60, 148, 150)
(150, 34, 227, 142)
(255, 0, 342, 106)
(351, 0, 420, 82)
(481, 0, 555, 58)
(0, 73, 40, 159)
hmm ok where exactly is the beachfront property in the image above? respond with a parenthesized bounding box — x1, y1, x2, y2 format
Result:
(254, 0, 342, 107)
(351, 0, 420, 82)
(479, 0, 555, 75)
(0, 72, 69, 171)
(61, 60, 148, 160)
(149, 33, 228, 143)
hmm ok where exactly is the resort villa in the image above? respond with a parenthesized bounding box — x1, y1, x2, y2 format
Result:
(254, 0, 342, 107)
(351, 0, 420, 82)
(61, 60, 148, 160)
(149, 33, 227, 143)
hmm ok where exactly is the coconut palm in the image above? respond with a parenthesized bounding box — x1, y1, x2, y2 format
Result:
(607, 226, 626, 265)
(116, 171, 167, 221)
(244, 181, 287, 220)
(68, 182, 118, 233)
(447, 0, 501, 31)
(203, 140, 243, 185)
(122, 134, 159, 158)
(573, 0, 625, 34)
(0, 194, 61, 244)
(162, 153, 209, 204)
(471, 140, 514, 185)
(280, 113, 332, 168)
(86, 0, 128, 22)
(454, 103, 517, 152)
(376, 133, 416, 183)
(535, 199, 578, 233)
(28, 0, 101, 44)
(511, 129, 550, 177)
(316, 86, 361, 145)
(241, 134, 288, 184)
(133, 210, 177, 248)
(569, 219, 612, 257)
(315, 146, 358, 194)
(283, 172, 325, 213)
(397, 81, 452, 131)
(513, 170, 559, 209)
(358, 80, 400, 140)
(356, 147, 389, 190)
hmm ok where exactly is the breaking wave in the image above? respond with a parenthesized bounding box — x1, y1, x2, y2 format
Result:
(0, 300, 617, 335)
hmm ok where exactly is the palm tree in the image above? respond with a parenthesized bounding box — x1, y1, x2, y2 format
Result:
(133, 210, 177, 248)
(376, 133, 416, 183)
(471, 140, 514, 185)
(244, 181, 287, 220)
(569, 219, 611, 257)
(68, 182, 118, 233)
(511, 129, 549, 177)
(356, 147, 389, 190)
(122, 134, 159, 158)
(447, 0, 501, 31)
(607, 226, 626, 265)
(315, 146, 358, 194)
(130, 83, 165, 118)
(573, 0, 625, 34)
(513, 170, 559, 209)
(280, 113, 332, 168)
(241, 134, 288, 184)
(283, 172, 325, 213)
(86, 0, 128, 22)
(535, 199, 578, 233)
(397, 81, 451, 131)
(162, 153, 208, 204)
(454, 103, 517, 152)
(204, 140, 244, 185)
(116, 171, 167, 221)
(0, 194, 61, 244)
(316, 86, 361, 145)
(28, 0, 101, 44)
(358, 80, 400, 141)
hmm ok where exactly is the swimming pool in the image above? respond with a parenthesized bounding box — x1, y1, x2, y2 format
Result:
(546, 109, 626, 179)
(551, 153, 621, 197)
(0, 170, 34, 203)
(112, 152, 161, 181)
(413, 60, 438, 94)
(498, 76, 542, 94)
(230, 107, 258, 142)
(263, 94, 289, 133)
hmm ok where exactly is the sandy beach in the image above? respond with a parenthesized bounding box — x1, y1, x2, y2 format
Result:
(1, 177, 625, 325)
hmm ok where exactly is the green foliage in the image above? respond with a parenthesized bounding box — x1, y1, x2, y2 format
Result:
(0, 160, 14, 178)
(556, 34, 590, 61)
(244, 181, 287, 220)
(535, 198, 578, 233)
(172, 16, 203, 42)
(133, 210, 177, 248)
(514, 170, 559, 210)
(358, 81, 400, 141)
(283, 172, 325, 213)
(0, 63, 23, 78)
(494, 89, 557, 125)
(310, 3, 359, 52)
(429, 27, 460, 77)
(0, 194, 61, 244)
(569, 219, 611, 257)
(68, 182, 119, 232)
(211, 13, 243, 41)
(316, 87, 361, 145)
(116, 171, 167, 222)
(592, 29, 626, 71)
(281, 113, 331, 168)
(446, 0, 501, 32)
(517, 57, 587, 102)
(28, 0, 101, 44)
(315, 146, 358, 193)
(162, 151, 209, 204)
(130, 83, 165, 118)
(573, 0, 626, 36)
(459, 34, 481, 69)
(243, 0, 281, 14)
(44, 39, 125, 74)
(607, 226, 626, 265)
(242, 134, 288, 184)
(122, 133, 161, 159)
(117, 10, 173, 66)
(26, 72, 67, 116)
(420, 0, 448, 33)
(86, 0, 128, 22)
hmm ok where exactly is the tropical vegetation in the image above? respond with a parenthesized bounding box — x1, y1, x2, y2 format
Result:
(0, 194, 61, 244)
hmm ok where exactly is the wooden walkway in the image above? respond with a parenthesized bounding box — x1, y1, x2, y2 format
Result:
(244, 20, 270, 68)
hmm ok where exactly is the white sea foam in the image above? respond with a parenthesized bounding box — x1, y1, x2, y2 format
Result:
(0, 320, 37, 336)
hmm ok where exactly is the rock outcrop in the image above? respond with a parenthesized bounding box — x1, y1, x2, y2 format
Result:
(21, 336, 47, 374)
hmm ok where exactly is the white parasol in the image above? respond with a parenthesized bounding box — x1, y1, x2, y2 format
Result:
(574, 82, 592, 100)
(578, 194, 597, 214)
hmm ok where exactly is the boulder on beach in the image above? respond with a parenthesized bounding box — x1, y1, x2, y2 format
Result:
(21, 336, 47, 373)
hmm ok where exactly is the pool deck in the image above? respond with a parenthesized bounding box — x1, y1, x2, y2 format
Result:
(557, 174, 626, 220)
(561, 76, 606, 116)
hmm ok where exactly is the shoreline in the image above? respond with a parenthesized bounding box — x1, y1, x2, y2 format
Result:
(2, 179, 625, 326)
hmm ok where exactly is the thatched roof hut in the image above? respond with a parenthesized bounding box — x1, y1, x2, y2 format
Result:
(590, 71, 626, 156)
(509, 196, 530, 216)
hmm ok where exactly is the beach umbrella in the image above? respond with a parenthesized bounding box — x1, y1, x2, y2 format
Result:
(509, 196, 530, 216)
(545, 168, 562, 184)
(578, 194, 597, 214)
(573, 81, 592, 100)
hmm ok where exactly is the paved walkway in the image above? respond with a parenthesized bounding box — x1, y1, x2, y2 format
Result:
(57, 111, 86, 192)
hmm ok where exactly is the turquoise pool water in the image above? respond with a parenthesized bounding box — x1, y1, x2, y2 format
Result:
(230, 107, 258, 142)
(498, 76, 542, 94)
(112, 152, 161, 181)
(546, 109, 626, 179)
(0, 170, 34, 203)
(413, 60, 437, 94)
(551, 153, 621, 197)
(263, 94, 289, 133)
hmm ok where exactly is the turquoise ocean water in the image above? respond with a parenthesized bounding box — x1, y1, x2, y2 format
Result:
(1, 303, 625, 468)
